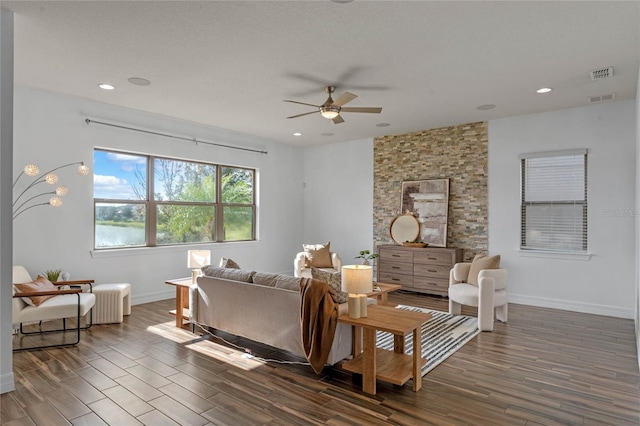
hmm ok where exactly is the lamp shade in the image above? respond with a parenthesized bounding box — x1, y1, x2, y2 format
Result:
(341, 265, 373, 294)
(187, 250, 211, 269)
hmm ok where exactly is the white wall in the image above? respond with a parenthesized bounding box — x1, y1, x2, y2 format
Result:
(302, 138, 375, 266)
(0, 7, 15, 395)
(489, 100, 637, 318)
(12, 87, 304, 305)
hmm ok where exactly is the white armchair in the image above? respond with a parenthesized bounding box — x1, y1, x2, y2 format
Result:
(448, 261, 507, 331)
(12, 265, 96, 351)
(294, 251, 342, 278)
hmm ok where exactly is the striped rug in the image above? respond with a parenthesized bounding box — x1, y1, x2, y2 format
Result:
(375, 305, 480, 376)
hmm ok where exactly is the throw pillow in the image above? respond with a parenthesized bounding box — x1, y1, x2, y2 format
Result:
(201, 266, 255, 283)
(302, 242, 333, 268)
(467, 254, 500, 286)
(13, 275, 58, 307)
(219, 257, 240, 269)
(311, 267, 349, 304)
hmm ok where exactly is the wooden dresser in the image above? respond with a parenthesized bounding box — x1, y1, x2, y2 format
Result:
(377, 245, 463, 296)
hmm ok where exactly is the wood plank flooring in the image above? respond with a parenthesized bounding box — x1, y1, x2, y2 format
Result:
(3, 291, 639, 425)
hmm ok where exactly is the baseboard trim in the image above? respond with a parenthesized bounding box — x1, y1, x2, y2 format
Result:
(131, 289, 174, 306)
(0, 372, 15, 394)
(509, 294, 633, 319)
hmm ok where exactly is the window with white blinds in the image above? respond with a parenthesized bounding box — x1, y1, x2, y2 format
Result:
(520, 149, 587, 253)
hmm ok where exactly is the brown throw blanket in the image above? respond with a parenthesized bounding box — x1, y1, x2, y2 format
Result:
(299, 278, 338, 374)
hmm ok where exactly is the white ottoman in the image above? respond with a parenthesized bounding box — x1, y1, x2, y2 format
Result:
(93, 283, 132, 324)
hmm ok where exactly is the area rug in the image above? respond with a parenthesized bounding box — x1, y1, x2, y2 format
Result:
(375, 305, 480, 376)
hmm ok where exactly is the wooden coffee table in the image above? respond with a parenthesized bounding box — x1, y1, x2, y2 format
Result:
(367, 282, 402, 305)
(164, 277, 192, 328)
(338, 304, 431, 395)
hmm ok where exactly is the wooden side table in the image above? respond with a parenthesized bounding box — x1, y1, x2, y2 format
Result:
(367, 282, 402, 305)
(338, 304, 431, 395)
(164, 277, 192, 328)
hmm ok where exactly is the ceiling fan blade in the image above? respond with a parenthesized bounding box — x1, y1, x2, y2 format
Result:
(284, 100, 321, 108)
(332, 92, 357, 107)
(332, 115, 345, 124)
(287, 110, 319, 119)
(340, 106, 382, 114)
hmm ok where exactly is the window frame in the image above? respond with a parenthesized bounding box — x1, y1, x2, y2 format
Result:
(519, 149, 588, 254)
(93, 149, 256, 250)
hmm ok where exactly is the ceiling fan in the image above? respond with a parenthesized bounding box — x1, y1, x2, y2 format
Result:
(284, 86, 382, 124)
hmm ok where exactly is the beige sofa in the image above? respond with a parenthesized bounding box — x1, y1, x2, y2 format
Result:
(189, 267, 353, 366)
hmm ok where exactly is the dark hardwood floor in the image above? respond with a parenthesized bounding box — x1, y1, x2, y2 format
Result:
(3, 291, 639, 425)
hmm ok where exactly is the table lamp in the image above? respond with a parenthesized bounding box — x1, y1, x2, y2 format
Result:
(187, 249, 211, 284)
(341, 265, 373, 318)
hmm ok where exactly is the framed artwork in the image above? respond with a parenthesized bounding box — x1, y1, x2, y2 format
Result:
(400, 179, 450, 247)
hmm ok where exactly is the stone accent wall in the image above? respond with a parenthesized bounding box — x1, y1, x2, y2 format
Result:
(373, 122, 488, 261)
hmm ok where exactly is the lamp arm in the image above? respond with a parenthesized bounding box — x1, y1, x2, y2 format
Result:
(40, 161, 84, 177)
(13, 202, 51, 220)
(12, 170, 25, 188)
(12, 177, 47, 207)
(13, 190, 55, 214)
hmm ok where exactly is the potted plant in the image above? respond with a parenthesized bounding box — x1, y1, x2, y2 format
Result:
(355, 250, 379, 266)
(44, 269, 62, 282)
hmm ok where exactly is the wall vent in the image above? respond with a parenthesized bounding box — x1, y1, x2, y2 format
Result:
(590, 66, 614, 80)
(587, 93, 616, 104)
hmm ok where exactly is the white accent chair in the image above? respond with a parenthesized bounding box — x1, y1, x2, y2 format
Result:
(448, 262, 508, 331)
(12, 265, 96, 351)
(294, 251, 342, 278)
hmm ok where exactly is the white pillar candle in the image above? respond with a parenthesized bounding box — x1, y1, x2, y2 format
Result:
(348, 294, 361, 319)
(359, 294, 368, 317)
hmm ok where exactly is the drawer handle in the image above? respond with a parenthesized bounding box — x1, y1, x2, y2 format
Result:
(392, 278, 400, 282)
(392, 266, 400, 269)
(427, 257, 438, 260)
(428, 269, 437, 273)
(392, 254, 401, 257)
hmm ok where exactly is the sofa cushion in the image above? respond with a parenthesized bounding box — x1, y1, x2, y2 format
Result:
(302, 242, 333, 268)
(468, 254, 500, 286)
(252, 272, 301, 291)
(201, 266, 255, 283)
(13, 275, 58, 307)
(311, 267, 349, 304)
(219, 257, 240, 269)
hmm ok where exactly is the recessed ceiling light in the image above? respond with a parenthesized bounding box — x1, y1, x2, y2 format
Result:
(128, 77, 151, 86)
(476, 104, 495, 110)
(376, 123, 391, 127)
(321, 133, 334, 137)
(536, 87, 553, 94)
(98, 83, 115, 90)
(293, 132, 302, 136)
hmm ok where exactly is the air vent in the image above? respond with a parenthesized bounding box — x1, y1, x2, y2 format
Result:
(587, 93, 616, 104)
(590, 67, 614, 80)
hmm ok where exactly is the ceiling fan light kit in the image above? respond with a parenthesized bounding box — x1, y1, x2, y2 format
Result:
(320, 106, 340, 119)
(284, 85, 382, 124)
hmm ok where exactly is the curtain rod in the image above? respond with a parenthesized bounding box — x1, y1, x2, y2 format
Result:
(84, 118, 268, 155)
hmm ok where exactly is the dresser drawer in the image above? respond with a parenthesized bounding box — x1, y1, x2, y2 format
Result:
(414, 250, 454, 266)
(379, 249, 414, 263)
(378, 271, 413, 287)
(413, 276, 449, 294)
(414, 263, 451, 278)
(379, 261, 413, 275)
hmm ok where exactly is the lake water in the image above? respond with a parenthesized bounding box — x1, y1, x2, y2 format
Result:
(95, 224, 145, 247)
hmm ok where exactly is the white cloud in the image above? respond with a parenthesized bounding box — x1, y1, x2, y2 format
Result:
(93, 174, 139, 199)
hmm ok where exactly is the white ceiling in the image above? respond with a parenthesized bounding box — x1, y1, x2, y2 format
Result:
(3, 1, 639, 147)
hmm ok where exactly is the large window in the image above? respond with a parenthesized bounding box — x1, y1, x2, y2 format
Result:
(93, 149, 255, 249)
(520, 149, 587, 253)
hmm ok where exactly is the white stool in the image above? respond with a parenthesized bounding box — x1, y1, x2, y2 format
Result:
(93, 283, 132, 324)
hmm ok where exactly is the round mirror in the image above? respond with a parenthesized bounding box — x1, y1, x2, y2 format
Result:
(389, 213, 420, 245)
